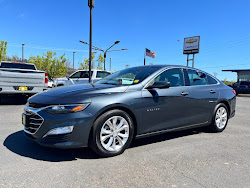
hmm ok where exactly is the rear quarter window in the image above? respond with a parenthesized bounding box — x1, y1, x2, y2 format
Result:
(207, 75, 218, 85)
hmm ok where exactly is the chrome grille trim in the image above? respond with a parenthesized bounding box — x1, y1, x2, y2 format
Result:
(23, 108, 44, 135)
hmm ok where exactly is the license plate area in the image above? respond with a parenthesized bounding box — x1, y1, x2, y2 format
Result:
(19, 86, 28, 91)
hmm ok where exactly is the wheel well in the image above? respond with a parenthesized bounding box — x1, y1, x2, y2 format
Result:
(219, 100, 231, 115)
(57, 84, 64, 87)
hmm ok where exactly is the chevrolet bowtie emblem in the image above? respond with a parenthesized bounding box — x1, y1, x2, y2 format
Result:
(186, 39, 197, 44)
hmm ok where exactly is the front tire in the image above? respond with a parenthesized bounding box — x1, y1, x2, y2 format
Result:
(89, 109, 134, 157)
(209, 103, 229, 132)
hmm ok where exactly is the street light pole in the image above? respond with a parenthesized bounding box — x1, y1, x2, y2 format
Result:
(103, 41, 120, 70)
(79, 41, 127, 71)
(104, 52, 106, 70)
(110, 57, 112, 72)
(73, 52, 75, 71)
(22, 44, 24, 62)
(88, 0, 94, 83)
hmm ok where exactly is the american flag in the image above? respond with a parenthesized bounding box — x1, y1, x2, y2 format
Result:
(146, 48, 156, 58)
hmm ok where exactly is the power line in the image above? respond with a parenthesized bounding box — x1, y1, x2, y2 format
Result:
(7, 43, 88, 53)
(200, 62, 250, 69)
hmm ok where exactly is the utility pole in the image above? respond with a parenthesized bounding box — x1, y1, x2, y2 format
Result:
(73, 52, 75, 71)
(22, 44, 25, 62)
(110, 57, 112, 71)
(88, 0, 94, 83)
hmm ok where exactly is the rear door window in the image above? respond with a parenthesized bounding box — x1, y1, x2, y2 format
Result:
(96, 71, 111, 78)
(187, 69, 208, 86)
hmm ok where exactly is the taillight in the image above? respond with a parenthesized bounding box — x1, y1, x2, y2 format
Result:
(232, 89, 236, 96)
(45, 73, 48, 84)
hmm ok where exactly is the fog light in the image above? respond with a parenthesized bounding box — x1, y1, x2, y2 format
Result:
(43, 126, 74, 138)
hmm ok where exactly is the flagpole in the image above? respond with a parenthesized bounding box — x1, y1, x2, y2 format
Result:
(144, 48, 146, 66)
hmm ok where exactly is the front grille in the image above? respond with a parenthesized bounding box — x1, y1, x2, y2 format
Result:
(28, 102, 49, 109)
(43, 133, 71, 143)
(24, 110, 43, 134)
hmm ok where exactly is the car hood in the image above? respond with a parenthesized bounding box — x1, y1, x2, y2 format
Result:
(29, 83, 128, 104)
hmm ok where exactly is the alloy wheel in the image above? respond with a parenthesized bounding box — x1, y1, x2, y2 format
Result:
(215, 107, 228, 129)
(100, 116, 129, 152)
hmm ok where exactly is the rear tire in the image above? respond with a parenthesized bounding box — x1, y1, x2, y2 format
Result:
(89, 109, 134, 157)
(209, 103, 229, 132)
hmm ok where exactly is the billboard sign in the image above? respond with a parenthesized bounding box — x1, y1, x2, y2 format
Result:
(183, 36, 200, 54)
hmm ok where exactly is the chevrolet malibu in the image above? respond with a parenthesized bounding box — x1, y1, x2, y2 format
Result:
(22, 65, 236, 157)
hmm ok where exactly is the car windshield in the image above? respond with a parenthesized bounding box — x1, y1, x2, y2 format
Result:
(95, 66, 161, 85)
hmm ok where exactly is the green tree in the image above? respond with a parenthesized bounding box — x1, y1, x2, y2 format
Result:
(80, 52, 104, 70)
(28, 51, 67, 79)
(0, 41, 7, 62)
(222, 78, 236, 86)
(149, 62, 153, 65)
(97, 54, 104, 70)
(80, 52, 95, 70)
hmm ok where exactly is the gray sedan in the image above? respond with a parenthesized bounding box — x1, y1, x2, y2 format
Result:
(22, 65, 236, 157)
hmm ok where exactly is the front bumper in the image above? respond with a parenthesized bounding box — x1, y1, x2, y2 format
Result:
(23, 105, 94, 149)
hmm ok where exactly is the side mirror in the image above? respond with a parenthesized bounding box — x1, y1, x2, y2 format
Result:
(66, 76, 70, 80)
(147, 81, 170, 89)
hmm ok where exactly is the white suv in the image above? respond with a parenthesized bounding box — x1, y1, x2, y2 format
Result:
(53, 70, 111, 87)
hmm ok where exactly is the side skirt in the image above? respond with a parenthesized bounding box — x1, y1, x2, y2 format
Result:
(135, 121, 209, 139)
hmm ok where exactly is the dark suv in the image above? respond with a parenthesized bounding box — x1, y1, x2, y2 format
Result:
(232, 81, 250, 95)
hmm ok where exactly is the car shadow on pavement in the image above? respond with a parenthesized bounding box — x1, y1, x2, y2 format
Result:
(4, 129, 203, 162)
(0, 95, 28, 105)
(3, 130, 100, 162)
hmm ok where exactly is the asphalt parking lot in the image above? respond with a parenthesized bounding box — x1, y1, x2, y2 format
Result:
(0, 95, 250, 188)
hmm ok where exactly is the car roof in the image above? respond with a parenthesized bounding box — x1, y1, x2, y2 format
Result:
(131, 65, 218, 78)
(79, 69, 111, 72)
(131, 64, 200, 70)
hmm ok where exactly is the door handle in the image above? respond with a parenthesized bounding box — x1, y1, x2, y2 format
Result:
(210, 90, 216, 94)
(181, 92, 189, 96)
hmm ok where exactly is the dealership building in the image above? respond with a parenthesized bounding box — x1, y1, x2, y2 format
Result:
(222, 69, 250, 82)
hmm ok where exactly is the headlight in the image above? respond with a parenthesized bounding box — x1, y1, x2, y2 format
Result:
(44, 104, 89, 114)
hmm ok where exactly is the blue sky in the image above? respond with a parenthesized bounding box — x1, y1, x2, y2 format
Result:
(1, 0, 250, 80)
